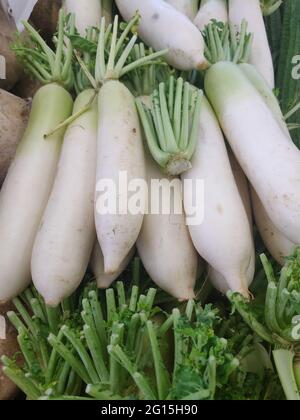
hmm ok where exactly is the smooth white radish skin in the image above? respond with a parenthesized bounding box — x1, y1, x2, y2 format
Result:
(182, 97, 254, 297)
(239, 63, 289, 137)
(95, 81, 146, 275)
(116, 0, 208, 71)
(209, 151, 255, 295)
(31, 90, 98, 307)
(252, 189, 296, 266)
(194, 0, 228, 30)
(228, 150, 253, 225)
(137, 153, 198, 301)
(205, 62, 300, 245)
(90, 241, 135, 289)
(0, 84, 73, 303)
(165, 0, 199, 20)
(229, 0, 275, 88)
(64, 0, 102, 35)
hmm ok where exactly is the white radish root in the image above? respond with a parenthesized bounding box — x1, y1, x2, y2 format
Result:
(116, 0, 208, 71)
(182, 97, 254, 297)
(32, 90, 98, 307)
(137, 153, 198, 301)
(95, 81, 146, 275)
(90, 241, 135, 289)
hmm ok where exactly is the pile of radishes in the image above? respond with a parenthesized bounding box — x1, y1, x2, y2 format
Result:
(0, 0, 298, 312)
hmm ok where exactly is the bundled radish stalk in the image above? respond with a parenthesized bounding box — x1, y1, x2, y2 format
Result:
(74, 16, 166, 275)
(63, 0, 102, 35)
(194, 0, 228, 30)
(252, 190, 296, 266)
(0, 11, 74, 303)
(0, 90, 31, 186)
(164, 0, 199, 20)
(228, 0, 275, 88)
(136, 77, 203, 176)
(204, 21, 300, 246)
(116, 0, 208, 71)
(90, 241, 135, 289)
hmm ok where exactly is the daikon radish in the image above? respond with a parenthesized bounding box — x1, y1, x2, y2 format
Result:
(252, 189, 296, 266)
(91, 17, 165, 274)
(228, 0, 275, 88)
(204, 22, 300, 246)
(31, 90, 98, 307)
(137, 153, 198, 301)
(116, 0, 208, 70)
(0, 13, 74, 302)
(182, 97, 255, 297)
(90, 241, 135, 289)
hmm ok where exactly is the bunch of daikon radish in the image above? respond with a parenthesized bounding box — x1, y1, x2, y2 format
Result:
(0, 0, 297, 309)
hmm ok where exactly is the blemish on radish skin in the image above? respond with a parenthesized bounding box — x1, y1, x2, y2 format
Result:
(152, 13, 159, 20)
(217, 205, 223, 214)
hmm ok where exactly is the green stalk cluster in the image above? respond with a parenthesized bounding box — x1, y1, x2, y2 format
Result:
(13, 9, 75, 90)
(2, 265, 256, 400)
(1, 286, 82, 399)
(136, 76, 203, 176)
(71, 14, 167, 89)
(228, 248, 300, 400)
(123, 43, 173, 97)
(203, 20, 253, 65)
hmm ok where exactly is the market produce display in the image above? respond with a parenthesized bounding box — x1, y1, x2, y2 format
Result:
(0, 0, 300, 401)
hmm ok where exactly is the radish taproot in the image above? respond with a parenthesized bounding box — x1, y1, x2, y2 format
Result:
(0, 12, 74, 302)
(182, 96, 254, 297)
(209, 151, 254, 295)
(204, 21, 300, 246)
(228, 0, 275, 88)
(165, 0, 199, 20)
(115, 0, 208, 71)
(81, 16, 166, 274)
(252, 189, 296, 266)
(137, 152, 198, 300)
(90, 241, 135, 289)
(31, 90, 98, 307)
(194, 0, 228, 30)
(0, 90, 30, 186)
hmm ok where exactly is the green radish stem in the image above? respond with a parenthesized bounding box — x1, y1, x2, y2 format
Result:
(273, 349, 300, 400)
(136, 76, 203, 175)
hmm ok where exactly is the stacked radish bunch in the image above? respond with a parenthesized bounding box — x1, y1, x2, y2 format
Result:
(0, 0, 298, 310)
